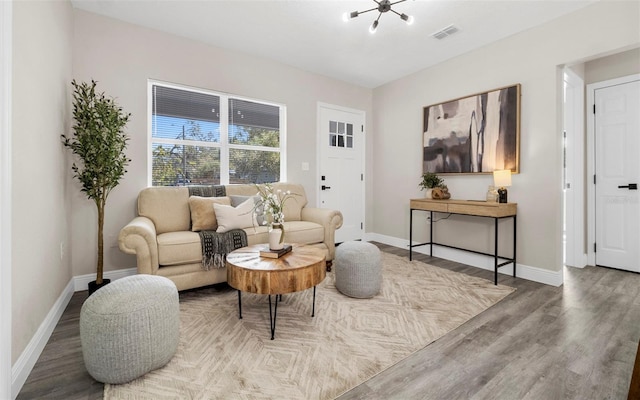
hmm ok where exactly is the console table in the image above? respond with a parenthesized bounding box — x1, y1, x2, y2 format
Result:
(409, 198, 517, 285)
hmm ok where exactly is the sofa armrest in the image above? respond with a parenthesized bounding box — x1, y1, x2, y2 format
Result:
(300, 207, 343, 261)
(118, 216, 159, 275)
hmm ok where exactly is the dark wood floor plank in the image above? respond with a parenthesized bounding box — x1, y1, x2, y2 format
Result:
(17, 242, 640, 400)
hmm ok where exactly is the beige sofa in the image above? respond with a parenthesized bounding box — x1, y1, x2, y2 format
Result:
(118, 183, 343, 291)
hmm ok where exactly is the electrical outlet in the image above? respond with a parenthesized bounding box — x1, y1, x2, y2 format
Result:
(59, 242, 65, 260)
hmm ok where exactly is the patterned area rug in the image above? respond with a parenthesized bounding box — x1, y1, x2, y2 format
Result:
(104, 252, 515, 400)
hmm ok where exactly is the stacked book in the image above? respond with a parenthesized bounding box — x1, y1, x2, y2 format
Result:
(259, 244, 292, 259)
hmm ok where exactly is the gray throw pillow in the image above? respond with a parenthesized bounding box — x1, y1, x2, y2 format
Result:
(229, 195, 265, 226)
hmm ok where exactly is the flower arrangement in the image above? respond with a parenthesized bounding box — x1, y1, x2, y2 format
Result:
(254, 183, 298, 244)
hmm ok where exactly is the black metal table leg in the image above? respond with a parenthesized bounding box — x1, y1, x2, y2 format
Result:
(237, 290, 242, 319)
(409, 208, 414, 260)
(513, 215, 517, 278)
(311, 286, 317, 317)
(494, 217, 499, 285)
(430, 211, 434, 256)
(268, 294, 279, 340)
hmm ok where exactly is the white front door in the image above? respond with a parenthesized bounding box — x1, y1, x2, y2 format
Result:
(317, 103, 365, 243)
(594, 78, 640, 272)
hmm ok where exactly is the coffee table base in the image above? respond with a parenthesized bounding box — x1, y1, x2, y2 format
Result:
(236, 287, 317, 340)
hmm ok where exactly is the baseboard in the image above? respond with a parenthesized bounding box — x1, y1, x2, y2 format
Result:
(12, 268, 138, 398)
(11, 279, 74, 398)
(73, 267, 137, 292)
(366, 232, 564, 287)
(566, 253, 588, 269)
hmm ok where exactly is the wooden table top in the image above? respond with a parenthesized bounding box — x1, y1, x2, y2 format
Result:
(410, 198, 517, 218)
(226, 244, 326, 295)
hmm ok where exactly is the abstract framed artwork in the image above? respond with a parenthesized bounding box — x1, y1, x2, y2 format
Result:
(422, 84, 521, 174)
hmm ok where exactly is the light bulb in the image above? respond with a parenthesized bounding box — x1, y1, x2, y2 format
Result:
(369, 20, 378, 34)
(343, 11, 358, 22)
(400, 13, 414, 25)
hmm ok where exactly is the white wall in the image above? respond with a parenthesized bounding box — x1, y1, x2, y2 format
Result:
(585, 47, 640, 84)
(1, 1, 13, 398)
(11, 0, 73, 365)
(371, 1, 640, 276)
(71, 10, 374, 278)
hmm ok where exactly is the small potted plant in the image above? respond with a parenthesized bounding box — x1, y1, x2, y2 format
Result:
(418, 172, 444, 199)
(62, 80, 131, 295)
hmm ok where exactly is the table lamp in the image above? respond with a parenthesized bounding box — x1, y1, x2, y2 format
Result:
(493, 169, 512, 203)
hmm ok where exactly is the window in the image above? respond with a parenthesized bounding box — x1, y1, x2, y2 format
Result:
(149, 81, 285, 186)
(329, 120, 353, 148)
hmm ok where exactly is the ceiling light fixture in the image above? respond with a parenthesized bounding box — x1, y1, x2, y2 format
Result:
(343, 0, 414, 34)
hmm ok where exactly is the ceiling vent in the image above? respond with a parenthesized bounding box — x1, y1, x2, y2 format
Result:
(431, 24, 459, 40)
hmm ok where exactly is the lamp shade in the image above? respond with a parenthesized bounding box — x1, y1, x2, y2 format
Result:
(493, 170, 512, 188)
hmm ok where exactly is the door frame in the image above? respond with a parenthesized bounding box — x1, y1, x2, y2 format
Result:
(0, 0, 12, 398)
(316, 102, 366, 240)
(586, 74, 640, 266)
(563, 68, 587, 268)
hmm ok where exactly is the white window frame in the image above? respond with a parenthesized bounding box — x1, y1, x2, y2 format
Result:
(147, 80, 287, 186)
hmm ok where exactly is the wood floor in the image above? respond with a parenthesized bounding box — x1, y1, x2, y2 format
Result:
(17, 243, 640, 399)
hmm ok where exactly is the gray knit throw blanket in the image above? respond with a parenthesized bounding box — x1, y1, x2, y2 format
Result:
(198, 229, 247, 270)
(188, 185, 227, 198)
(188, 185, 248, 270)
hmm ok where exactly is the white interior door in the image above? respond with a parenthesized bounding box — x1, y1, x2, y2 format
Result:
(594, 78, 640, 272)
(317, 103, 365, 243)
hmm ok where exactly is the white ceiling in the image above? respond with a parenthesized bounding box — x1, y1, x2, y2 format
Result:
(71, 0, 597, 88)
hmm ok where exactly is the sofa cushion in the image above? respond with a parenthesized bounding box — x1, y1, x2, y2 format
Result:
(225, 183, 308, 222)
(157, 231, 202, 266)
(244, 225, 269, 245)
(241, 222, 322, 246)
(139, 187, 190, 234)
(281, 221, 324, 244)
(188, 196, 231, 232)
(272, 183, 308, 222)
(229, 195, 265, 226)
(214, 198, 258, 233)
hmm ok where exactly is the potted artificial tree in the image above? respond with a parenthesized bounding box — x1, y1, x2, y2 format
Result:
(62, 80, 131, 295)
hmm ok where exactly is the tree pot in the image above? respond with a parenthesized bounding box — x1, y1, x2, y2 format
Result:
(424, 188, 433, 199)
(88, 279, 111, 296)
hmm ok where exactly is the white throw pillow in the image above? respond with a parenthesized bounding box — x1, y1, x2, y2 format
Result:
(214, 198, 258, 233)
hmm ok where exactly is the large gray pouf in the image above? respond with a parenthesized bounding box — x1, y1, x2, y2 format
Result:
(80, 275, 179, 384)
(335, 241, 382, 298)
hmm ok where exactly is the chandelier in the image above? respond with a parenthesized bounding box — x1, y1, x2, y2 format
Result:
(343, 0, 414, 34)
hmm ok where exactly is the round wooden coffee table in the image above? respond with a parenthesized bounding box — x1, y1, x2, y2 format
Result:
(226, 244, 326, 339)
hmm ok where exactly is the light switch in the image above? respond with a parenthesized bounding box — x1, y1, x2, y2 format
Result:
(301, 162, 309, 171)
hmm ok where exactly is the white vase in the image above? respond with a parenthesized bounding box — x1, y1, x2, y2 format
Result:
(425, 188, 433, 199)
(269, 226, 284, 250)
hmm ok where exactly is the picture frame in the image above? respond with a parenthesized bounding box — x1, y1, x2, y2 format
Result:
(422, 84, 520, 174)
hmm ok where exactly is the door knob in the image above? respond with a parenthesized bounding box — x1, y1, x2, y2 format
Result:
(321, 185, 331, 190)
(618, 183, 638, 190)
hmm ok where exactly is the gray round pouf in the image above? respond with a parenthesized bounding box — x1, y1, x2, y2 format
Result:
(335, 241, 382, 298)
(80, 275, 179, 384)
